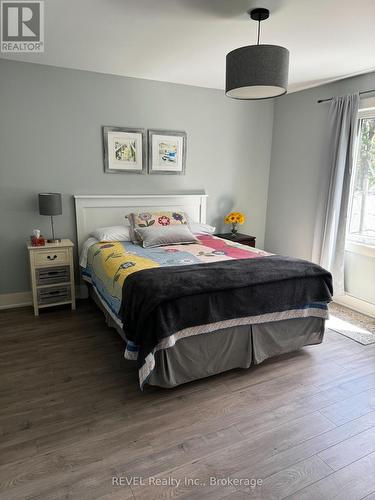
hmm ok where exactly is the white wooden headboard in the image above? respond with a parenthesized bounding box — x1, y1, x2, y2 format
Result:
(74, 193, 207, 254)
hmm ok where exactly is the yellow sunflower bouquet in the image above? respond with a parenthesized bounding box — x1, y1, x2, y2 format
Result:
(224, 211, 246, 235)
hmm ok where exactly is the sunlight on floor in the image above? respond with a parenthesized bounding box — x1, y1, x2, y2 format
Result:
(327, 315, 375, 345)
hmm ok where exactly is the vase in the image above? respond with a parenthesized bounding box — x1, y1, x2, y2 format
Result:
(231, 223, 238, 236)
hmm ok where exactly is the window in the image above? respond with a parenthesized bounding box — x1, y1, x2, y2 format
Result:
(347, 109, 375, 246)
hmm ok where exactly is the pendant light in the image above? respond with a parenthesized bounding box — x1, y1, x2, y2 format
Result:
(226, 8, 289, 100)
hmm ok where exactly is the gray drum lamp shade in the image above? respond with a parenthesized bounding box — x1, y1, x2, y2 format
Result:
(226, 44, 289, 99)
(38, 193, 62, 216)
(225, 8, 289, 100)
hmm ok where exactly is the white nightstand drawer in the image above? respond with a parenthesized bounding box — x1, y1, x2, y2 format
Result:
(34, 248, 70, 267)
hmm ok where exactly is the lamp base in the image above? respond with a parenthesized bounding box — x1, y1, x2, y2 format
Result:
(47, 238, 61, 243)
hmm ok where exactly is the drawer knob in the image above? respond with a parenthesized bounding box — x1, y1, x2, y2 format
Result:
(47, 255, 57, 260)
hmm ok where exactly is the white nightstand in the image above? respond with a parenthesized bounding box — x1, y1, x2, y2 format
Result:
(27, 239, 76, 316)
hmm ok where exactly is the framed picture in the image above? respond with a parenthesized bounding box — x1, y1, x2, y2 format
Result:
(148, 129, 187, 175)
(103, 126, 146, 174)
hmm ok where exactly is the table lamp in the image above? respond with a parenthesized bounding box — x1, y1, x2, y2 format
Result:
(38, 193, 62, 243)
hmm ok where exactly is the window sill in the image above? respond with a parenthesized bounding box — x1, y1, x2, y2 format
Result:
(345, 240, 375, 258)
(335, 294, 375, 319)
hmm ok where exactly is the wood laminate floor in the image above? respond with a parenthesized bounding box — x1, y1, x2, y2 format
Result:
(2, 301, 375, 500)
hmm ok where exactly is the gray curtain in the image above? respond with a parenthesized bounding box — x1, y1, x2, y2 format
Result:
(319, 93, 359, 297)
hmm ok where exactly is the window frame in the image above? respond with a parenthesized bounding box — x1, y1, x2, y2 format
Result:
(346, 106, 375, 248)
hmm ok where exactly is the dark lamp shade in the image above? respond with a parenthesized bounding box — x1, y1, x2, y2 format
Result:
(38, 193, 62, 216)
(226, 44, 289, 100)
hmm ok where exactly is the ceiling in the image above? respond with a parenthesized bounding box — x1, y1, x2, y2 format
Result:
(2, 0, 375, 93)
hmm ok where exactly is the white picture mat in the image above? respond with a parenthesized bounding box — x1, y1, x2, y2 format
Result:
(152, 134, 183, 172)
(108, 131, 143, 171)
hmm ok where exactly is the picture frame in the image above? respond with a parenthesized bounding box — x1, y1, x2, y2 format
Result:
(103, 126, 146, 174)
(148, 129, 187, 175)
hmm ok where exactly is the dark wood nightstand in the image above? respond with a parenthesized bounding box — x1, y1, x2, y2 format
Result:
(215, 233, 256, 248)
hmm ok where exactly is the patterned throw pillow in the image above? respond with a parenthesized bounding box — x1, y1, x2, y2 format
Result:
(126, 211, 188, 243)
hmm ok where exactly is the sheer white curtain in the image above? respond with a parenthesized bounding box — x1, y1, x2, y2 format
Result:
(315, 93, 359, 297)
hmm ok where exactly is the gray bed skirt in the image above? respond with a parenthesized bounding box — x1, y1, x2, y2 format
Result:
(148, 317, 325, 388)
(89, 287, 325, 388)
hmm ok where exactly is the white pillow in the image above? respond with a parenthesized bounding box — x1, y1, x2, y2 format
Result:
(189, 222, 216, 234)
(90, 225, 131, 242)
(79, 237, 99, 268)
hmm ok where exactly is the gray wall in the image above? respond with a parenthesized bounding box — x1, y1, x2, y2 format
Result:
(0, 59, 274, 295)
(265, 70, 375, 260)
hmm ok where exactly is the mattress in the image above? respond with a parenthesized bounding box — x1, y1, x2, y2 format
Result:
(81, 236, 331, 387)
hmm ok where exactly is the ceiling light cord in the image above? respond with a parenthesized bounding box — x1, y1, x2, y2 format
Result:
(257, 18, 261, 45)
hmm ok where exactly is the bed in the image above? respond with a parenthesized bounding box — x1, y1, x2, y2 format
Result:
(75, 194, 332, 389)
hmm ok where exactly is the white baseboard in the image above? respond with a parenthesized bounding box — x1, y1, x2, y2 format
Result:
(0, 286, 85, 310)
(334, 294, 375, 319)
(0, 292, 32, 309)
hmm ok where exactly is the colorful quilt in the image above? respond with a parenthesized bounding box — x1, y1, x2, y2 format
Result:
(82, 235, 269, 317)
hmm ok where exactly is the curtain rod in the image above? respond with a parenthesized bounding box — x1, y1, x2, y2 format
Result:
(317, 89, 375, 103)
